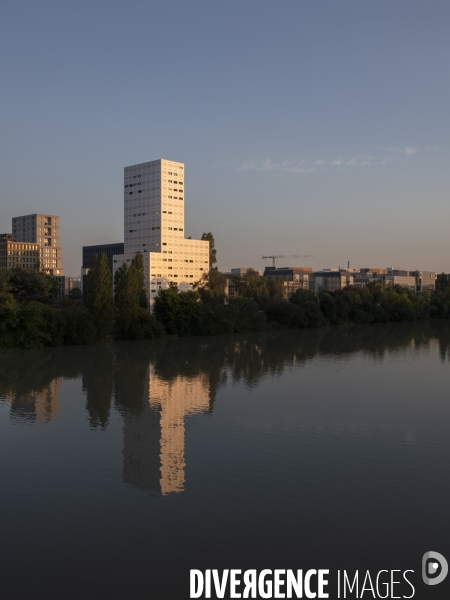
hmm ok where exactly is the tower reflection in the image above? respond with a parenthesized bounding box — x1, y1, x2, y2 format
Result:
(123, 365, 211, 495)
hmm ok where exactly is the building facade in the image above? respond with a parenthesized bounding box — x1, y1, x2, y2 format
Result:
(311, 270, 354, 293)
(0, 233, 40, 271)
(12, 213, 64, 275)
(113, 159, 209, 307)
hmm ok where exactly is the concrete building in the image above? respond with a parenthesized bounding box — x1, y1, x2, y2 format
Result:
(82, 242, 124, 302)
(12, 213, 64, 275)
(113, 159, 209, 307)
(311, 270, 354, 293)
(0, 233, 40, 270)
(412, 270, 437, 292)
(329, 267, 436, 293)
(264, 266, 312, 300)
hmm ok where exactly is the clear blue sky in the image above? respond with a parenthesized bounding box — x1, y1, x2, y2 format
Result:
(1, 0, 449, 275)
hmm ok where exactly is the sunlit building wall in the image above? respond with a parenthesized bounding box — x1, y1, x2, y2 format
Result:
(113, 159, 209, 308)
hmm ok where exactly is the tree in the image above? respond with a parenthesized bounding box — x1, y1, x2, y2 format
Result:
(114, 253, 149, 338)
(6, 267, 58, 304)
(201, 232, 217, 269)
(68, 287, 82, 301)
(232, 268, 269, 307)
(194, 269, 227, 304)
(131, 252, 148, 308)
(87, 254, 114, 339)
(153, 286, 202, 336)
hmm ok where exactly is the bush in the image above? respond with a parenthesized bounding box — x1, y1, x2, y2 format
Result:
(60, 308, 98, 345)
(121, 309, 166, 340)
(265, 302, 307, 329)
(227, 297, 266, 333)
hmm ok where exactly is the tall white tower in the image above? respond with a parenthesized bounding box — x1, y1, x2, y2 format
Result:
(114, 159, 209, 306)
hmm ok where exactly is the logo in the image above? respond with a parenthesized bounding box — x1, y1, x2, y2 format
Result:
(422, 551, 448, 586)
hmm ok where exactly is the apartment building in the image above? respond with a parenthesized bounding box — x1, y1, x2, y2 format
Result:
(12, 213, 64, 275)
(113, 159, 209, 307)
(0, 233, 40, 270)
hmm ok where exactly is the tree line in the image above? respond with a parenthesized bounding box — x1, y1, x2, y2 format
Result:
(2, 254, 450, 349)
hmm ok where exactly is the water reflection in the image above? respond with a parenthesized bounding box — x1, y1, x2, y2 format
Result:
(123, 365, 211, 494)
(1, 321, 450, 494)
(4, 378, 61, 424)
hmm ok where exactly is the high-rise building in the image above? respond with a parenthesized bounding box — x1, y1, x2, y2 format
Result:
(113, 159, 209, 306)
(12, 213, 64, 275)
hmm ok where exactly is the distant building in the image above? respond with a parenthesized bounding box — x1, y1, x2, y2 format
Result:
(320, 267, 436, 293)
(383, 274, 416, 292)
(223, 268, 264, 300)
(412, 270, 436, 292)
(65, 276, 82, 294)
(230, 267, 263, 276)
(0, 233, 40, 271)
(311, 270, 354, 293)
(12, 213, 64, 275)
(82, 242, 124, 302)
(264, 267, 312, 300)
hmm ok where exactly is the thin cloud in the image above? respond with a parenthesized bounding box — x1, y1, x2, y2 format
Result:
(238, 146, 426, 175)
(405, 146, 417, 156)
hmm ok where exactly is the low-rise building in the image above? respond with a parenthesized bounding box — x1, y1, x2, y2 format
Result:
(0, 233, 40, 271)
(65, 276, 82, 294)
(412, 270, 436, 292)
(311, 270, 354, 293)
(264, 266, 312, 300)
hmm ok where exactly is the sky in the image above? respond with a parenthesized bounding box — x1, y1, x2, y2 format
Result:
(1, 0, 449, 275)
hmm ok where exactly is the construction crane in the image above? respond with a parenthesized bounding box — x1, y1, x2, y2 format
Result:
(262, 255, 314, 269)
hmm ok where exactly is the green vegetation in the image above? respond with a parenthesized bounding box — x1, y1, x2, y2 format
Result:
(2, 260, 450, 349)
(201, 232, 217, 269)
(114, 253, 163, 340)
(87, 254, 115, 339)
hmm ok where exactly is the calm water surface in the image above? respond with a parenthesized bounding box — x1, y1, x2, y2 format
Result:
(1, 323, 450, 599)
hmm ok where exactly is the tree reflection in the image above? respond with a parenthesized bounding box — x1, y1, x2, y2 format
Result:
(1, 321, 450, 492)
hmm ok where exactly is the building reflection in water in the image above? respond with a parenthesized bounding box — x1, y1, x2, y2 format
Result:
(123, 365, 211, 495)
(5, 378, 62, 423)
